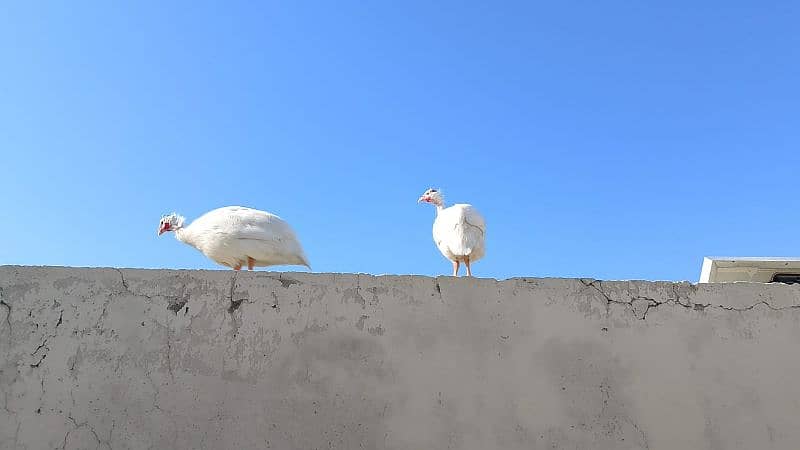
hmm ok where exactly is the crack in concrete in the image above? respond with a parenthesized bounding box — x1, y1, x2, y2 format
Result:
(115, 268, 129, 293)
(580, 279, 615, 304)
(116, 268, 190, 314)
(2, 390, 13, 415)
(164, 284, 190, 315)
(271, 291, 280, 311)
(718, 301, 800, 312)
(670, 284, 693, 308)
(167, 296, 189, 314)
(30, 353, 47, 368)
(30, 309, 64, 367)
(356, 275, 362, 307)
(580, 279, 642, 317)
(68, 347, 80, 376)
(144, 364, 178, 449)
(0, 287, 12, 335)
(434, 279, 444, 303)
(227, 273, 241, 313)
(2, 388, 21, 450)
(165, 326, 175, 381)
(13, 420, 20, 450)
(69, 385, 76, 411)
(580, 279, 798, 320)
(227, 299, 244, 313)
(115, 269, 152, 300)
(276, 273, 301, 289)
(60, 428, 69, 450)
(145, 365, 165, 415)
(112, 353, 124, 375)
(107, 420, 116, 449)
(36, 375, 46, 416)
(627, 418, 650, 450)
(98, 294, 113, 329)
(631, 296, 659, 321)
(64, 413, 110, 450)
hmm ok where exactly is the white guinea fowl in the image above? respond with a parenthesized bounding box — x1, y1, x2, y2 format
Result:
(157, 206, 310, 271)
(418, 188, 486, 277)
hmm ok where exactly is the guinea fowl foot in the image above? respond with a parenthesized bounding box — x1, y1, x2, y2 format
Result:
(248, 257, 255, 270)
(233, 264, 242, 271)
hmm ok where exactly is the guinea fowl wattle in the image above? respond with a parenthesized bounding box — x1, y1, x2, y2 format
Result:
(158, 206, 310, 271)
(418, 188, 486, 277)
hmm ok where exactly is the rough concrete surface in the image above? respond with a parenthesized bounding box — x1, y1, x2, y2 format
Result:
(1, 266, 800, 450)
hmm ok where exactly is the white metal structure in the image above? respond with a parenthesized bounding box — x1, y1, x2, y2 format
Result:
(699, 257, 800, 283)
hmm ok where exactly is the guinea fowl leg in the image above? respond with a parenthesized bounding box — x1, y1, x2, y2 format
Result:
(248, 257, 255, 271)
(452, 260, 460, 277)
(465, 256, 472, 277)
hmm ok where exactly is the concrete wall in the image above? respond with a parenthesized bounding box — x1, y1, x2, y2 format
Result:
(1, 266, 799, 450)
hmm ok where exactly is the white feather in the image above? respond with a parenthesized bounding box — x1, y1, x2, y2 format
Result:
(170, 206, 310, 269)
(432, 203, 486, 263)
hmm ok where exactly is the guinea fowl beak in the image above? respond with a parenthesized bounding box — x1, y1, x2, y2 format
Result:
(418, 196, 428, 203)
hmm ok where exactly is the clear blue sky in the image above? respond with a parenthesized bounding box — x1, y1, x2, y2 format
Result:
(1, 1, 798, 281)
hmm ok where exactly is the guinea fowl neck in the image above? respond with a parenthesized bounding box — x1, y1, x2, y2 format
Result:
(174, 226, 193, 246)
(435, 202, 445, 214)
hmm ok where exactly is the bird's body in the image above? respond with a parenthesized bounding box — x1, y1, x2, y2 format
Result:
(432, 203, 486, 264)
(159, 206, 310, 270)
(419, 188, 486, 276)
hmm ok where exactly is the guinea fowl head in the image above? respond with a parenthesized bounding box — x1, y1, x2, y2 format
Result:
(157, 212, 186, 236)
(417, 188, 444, 207)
